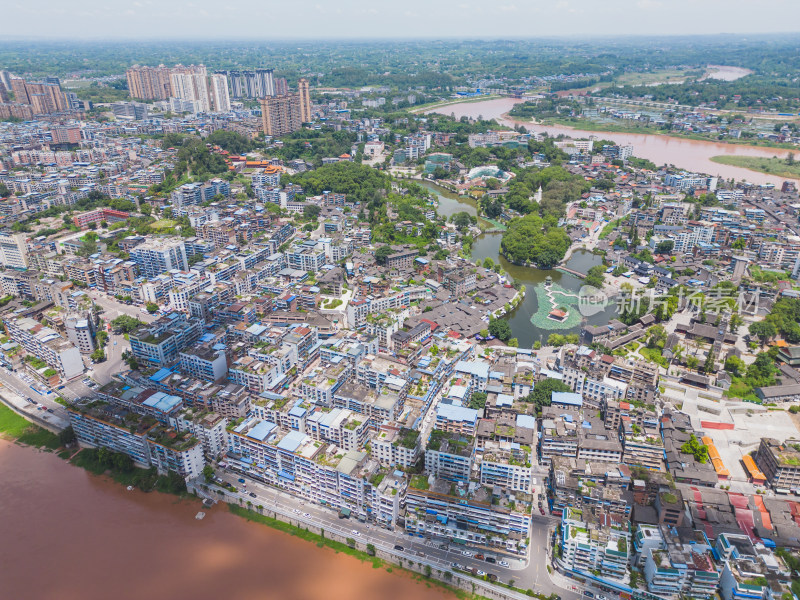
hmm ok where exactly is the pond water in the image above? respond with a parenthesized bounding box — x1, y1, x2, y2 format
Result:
(420, 181, 616, 347)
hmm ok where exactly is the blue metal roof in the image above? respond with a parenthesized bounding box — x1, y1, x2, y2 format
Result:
(552, 391, 583, 407)
(436, 403, 478, 424)
(277, 430, 307, 452)
(246, 421, 276, 442)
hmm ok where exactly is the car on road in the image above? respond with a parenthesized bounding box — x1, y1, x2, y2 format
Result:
(351, 529, 360, 536)
(485, 556, 496, 564)
(238, 478, 246, 484)
(47, 408, 54, 413)
(597, 595, 607, 600)
(303, 513, 310, 517)
(583, 592, 594, 598)
(248, 492, 257, 498)
(499, 560, 509, 568)
(475, 554, 485, 560)
(476, 570, 486, 577)
(540, 507, 546, 515)
(462, 551, 473, 557)
(394, 545, 404, 551)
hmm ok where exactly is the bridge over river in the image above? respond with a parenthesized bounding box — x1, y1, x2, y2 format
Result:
(554, 266, 586, 279)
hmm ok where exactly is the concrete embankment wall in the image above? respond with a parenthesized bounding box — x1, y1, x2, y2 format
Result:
(0, 391, 63, 434)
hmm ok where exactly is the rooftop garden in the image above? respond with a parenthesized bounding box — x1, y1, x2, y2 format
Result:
(24, 355, 48, 370)
(226, 416, 245, 431)
(396, 428, 419, 449)
(410, 474, 429, 490)
(660, 492, 679, 505)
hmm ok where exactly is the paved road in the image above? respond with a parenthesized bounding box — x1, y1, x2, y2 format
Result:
(86, 291, 158, 324)
(0, 366, 70, 427)
(213, 469, 578, 599)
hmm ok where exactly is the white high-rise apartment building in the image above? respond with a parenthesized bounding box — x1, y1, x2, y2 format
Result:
(170, 65, 211, 113)
(130, 239, 189, 278)
(208, 74, 231, 113)
(0, 232, 29, 269)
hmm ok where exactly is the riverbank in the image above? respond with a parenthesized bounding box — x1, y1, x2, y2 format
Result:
(0, 401, 62, 450)
(229, 504, 484, 599)
(409, 94, 502, 115)
(1, 440, 473, 600)
(427, 97, 795, 184)
(710, 155, 800, 180)
(509, 114, 799, 151)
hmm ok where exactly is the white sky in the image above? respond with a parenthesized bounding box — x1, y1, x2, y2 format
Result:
(5, 0, 800, 38)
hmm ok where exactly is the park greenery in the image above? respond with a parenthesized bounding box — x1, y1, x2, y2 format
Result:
(205, 130, 259, 155)
(500, 214, 571, 268)
(583, 265, 606, 289)
(272, 129, 357, 165)
(285, 161, 389, 207)
(749, 297, 800, 344)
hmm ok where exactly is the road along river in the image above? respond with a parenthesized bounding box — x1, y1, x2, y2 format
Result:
(0, 440, 455, 600)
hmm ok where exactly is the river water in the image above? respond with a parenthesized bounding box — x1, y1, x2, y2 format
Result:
(427, 97, 793, 185)
(0, 440, 453, 600)
(421, 181, 614, 348)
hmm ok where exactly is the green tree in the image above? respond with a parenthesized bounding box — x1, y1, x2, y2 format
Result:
(59, 425, 76, 446)
(680, 434, 709, 463)
(374, 246, 394, 266)
(724, 355, 746, 377)
(110, 314, 143, 333)
(584, 265, 606, 288)
(655, 240, 674, 254)
(303, 204, 321, 220)
(488, 318, 512, 342)
(76, 238, 98, 258)
(701, 350, 716, 374)
(145, 302, 159, 314)
(749, 320, 777, 344)
(524, 378, 572, 410)
(452, 211, 473, 231)
(202, 465, 215, 482)
(746, 352, 777, 386)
